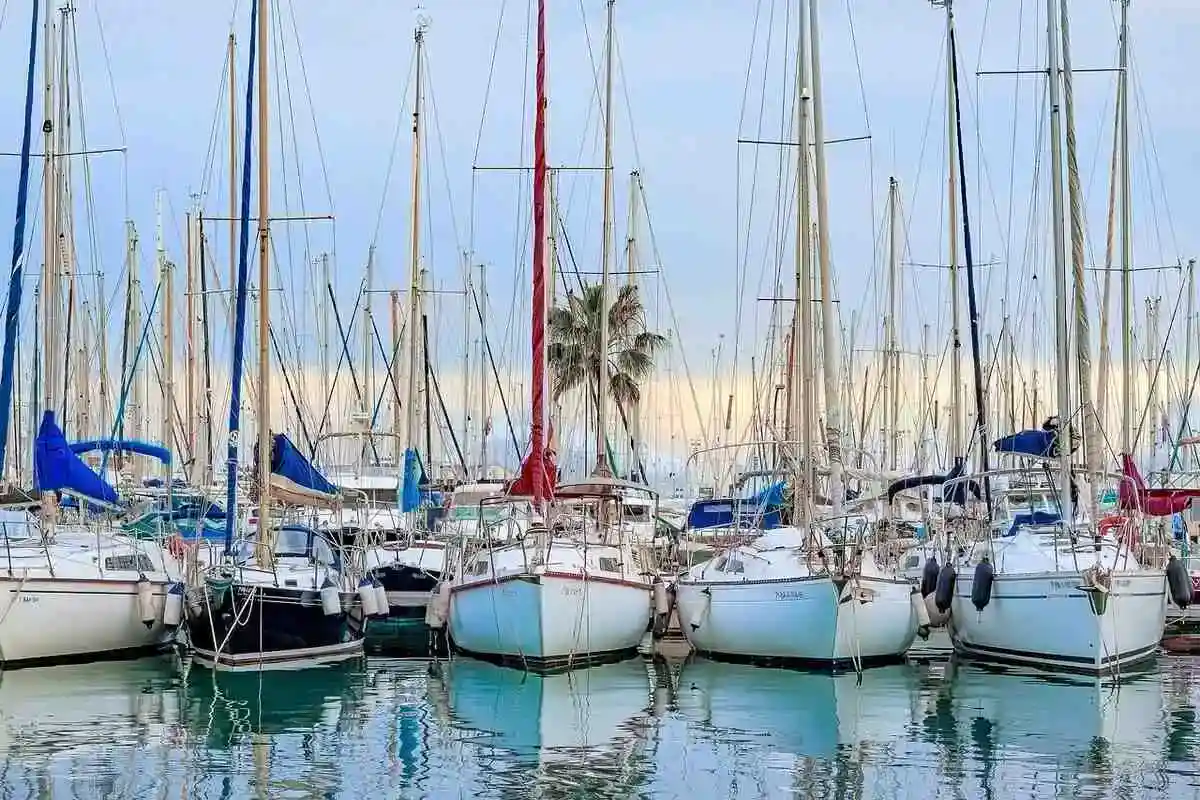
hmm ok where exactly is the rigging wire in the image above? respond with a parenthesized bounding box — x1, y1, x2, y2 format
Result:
(369, 47, 416, 247)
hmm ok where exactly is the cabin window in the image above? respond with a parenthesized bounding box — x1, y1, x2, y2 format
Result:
(104, 554, 155, 573)
(274, 526, 310, 556)
(598, 557, 620, 572)
(467, 559, 490, 577)
(904, 555, 920, 570)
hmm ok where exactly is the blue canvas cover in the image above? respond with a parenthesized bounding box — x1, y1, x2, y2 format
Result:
(993, 429, 1057, 458)
(34, 411, 119, 506)
(400, 447, 425, 512)
(266, 433, 340, 507)
(1005, 510, 1062, 537)
(70, 438, 171, 465)
(686, 496, 784, 530)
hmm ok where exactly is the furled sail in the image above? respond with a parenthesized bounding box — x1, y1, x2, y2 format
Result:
(260, 433, 340, 508)
(1117, 453, 1200, 518)
(506, 446, 558, 499)
(34, 411, 119, 507)
(885, 458, 968, 504)
(400, 447, 427, 512)
(70, 439, 171, 465)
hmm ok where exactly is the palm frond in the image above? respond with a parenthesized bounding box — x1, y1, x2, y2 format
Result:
(546, 280, 665, 409)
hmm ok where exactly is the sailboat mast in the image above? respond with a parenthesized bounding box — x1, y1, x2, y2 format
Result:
(158, 191, 174, 470)
(885, 177, 899, 472)
(403, 22, 425, 473)
(460, 251, 471, 476)
(199, 217, 213, 485)
(1058, 0, 1098, 515)
(1044, 0, 1074, 521)
(391, 289, 401, 461)
(594, 0, 616, 476)
(794, 0, 814, 521)
(255, 0, 271, 532)
(806, 0, 844, 508)
(223, 0, 261, 555)
(938, 0, 963, 463)
(364, 244, 375, 432)
(1118, 0, 1133, 456)
(948, 5, 993, 511)
(228, 33, 237, 333)
(41, 5, 55, 419)
(186, 207, 196, 464)
(320, 252, 330, 423)
(478, 263, 488, 480)
(626, 169, 640, 475)
(529, 0, 549, 506)
(127, 223, 143, 443)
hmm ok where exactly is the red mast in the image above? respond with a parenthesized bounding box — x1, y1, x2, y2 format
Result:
(529, 0, 548, 509)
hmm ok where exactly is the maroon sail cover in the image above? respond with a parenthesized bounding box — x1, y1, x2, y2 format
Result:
(1117, 453, 1200, 517)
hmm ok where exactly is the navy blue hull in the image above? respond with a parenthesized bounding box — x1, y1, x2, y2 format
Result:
(368, 564, 444, 655)
(186, 583, 365, 662)
(374, 563, 439, 597)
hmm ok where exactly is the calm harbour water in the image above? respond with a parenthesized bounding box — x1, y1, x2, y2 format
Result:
(0, 650, 1198, 799)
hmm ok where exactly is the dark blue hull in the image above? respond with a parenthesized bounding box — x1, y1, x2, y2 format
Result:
(186, 583, 365, 668)
(368, 563, 444, 655)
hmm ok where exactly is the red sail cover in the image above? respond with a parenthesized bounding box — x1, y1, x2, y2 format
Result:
(1118, 453, 1200, 517)
(507, 424, 557, 498)
(526, 0, 549, 506)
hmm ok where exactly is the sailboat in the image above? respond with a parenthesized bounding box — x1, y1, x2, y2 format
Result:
(0, 1, 181, 668)
(444, 0, 653, 671)
(180, 0, 366, 670)
(673, 0, 918, 668)
(939, 0, 1166, 674)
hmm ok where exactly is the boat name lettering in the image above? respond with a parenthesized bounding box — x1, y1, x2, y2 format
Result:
(775, 590, 805, 600)
(1050, 580, 1076, 591)
(19, 595, 37, 603)
(562, 585, 583, 596)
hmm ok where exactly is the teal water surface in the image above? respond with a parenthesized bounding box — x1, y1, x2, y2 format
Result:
(0, 653, 1197, 799)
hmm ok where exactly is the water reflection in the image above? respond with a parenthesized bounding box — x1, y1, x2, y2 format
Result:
(666, 659, 922, 798)
(432, 657, 655, 797)
(0, 654, 1195, 798)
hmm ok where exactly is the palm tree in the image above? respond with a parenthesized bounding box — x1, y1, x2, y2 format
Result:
(547, 282, 668, 410)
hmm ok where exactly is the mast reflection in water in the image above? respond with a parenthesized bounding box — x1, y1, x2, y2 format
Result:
(0, 654, 1196, 798)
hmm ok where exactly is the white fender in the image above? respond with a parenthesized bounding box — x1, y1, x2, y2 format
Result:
(136, 578, 156, 628)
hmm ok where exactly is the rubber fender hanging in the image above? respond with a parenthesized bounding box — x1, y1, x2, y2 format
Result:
(911, 588, 932, 639)
(971, 560, 994, 612)
(925, 592, 950, 627)
(920, 556, 940, 598)
(934, 563, 957, 614)
(1167, 555, 1192, 609)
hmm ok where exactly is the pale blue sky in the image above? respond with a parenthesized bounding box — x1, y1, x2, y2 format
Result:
(0, 1, 1196, 474)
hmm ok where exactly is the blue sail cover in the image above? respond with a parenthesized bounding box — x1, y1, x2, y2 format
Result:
(752, 480, 786, 507)
(993, 429, 1057, 458)
(268, 433, 340, 507)
(70, 439, 171, 465)
(400, 447, 424, 512)
(1005, 510, 1062, 537)
(222, 0, 260, 555)
(34, 411, 118, 506)
(687, 481, 786, 530)
(0, 0, 41, 477)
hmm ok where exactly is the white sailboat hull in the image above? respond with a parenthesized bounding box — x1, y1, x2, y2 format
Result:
(449, 572, 652, 670)
(950, 571, 1167, 673)
(0, 576, 172, 666)
(675, 575, 918, 666)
